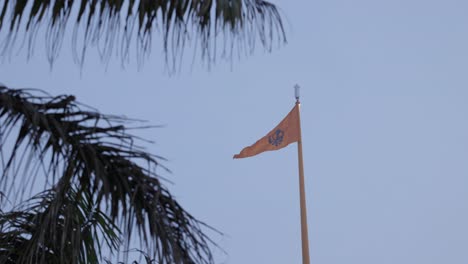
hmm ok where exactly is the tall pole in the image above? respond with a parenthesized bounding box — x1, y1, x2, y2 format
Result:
(295, 85, 310, 264)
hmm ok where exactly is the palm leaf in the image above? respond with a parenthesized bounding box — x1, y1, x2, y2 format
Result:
(0, 0, 286, 68)
(0, 86, 218, 264)
(0, 187, 120, 264)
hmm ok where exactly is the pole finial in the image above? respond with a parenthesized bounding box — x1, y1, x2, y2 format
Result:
(294, 84, 300, 103)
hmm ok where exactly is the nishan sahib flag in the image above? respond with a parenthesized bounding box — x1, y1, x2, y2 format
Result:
(233, 104, 300, 159)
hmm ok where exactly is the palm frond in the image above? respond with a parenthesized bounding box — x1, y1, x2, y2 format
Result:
(0, 86, 218, 264)
(0, 0, 286, 69)
(0, 187, 120, 264)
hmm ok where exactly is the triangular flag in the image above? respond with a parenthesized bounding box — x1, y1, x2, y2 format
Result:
(234, 104, 300, 159)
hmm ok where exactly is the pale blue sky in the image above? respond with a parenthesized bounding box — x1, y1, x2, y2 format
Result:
(2, 0, 468, 263)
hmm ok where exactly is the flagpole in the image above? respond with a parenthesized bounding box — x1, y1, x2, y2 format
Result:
(295, 85, 310, 264)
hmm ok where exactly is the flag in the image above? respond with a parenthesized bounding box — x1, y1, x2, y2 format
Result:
(233, 103, 300, 159)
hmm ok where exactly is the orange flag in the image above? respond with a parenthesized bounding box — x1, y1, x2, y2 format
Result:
(234, 103, 300, 159)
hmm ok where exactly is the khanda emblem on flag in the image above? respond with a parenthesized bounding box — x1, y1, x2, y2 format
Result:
(269, 129, 285, 146)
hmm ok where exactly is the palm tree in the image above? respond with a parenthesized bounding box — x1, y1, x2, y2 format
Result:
(0, 86, 219, 263)
(0, 0, 286, 69)
(0, 1, 286, 263)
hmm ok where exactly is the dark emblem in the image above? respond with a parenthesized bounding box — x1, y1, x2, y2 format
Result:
(268, 129, 284, 146)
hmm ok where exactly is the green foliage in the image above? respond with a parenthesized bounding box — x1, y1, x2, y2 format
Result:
(0, 0, 286, 69)
(0, 86, 218, 263)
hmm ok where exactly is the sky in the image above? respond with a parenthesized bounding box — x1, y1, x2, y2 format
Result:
(2, 0, 468, 263)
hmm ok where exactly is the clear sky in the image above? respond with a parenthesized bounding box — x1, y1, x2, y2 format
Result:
(2, 0, 468, 263)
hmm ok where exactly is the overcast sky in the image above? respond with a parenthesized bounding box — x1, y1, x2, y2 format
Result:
(2, 0, 468, 263)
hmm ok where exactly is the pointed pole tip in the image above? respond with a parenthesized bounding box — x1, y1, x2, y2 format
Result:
(294, 84, 300, 103)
